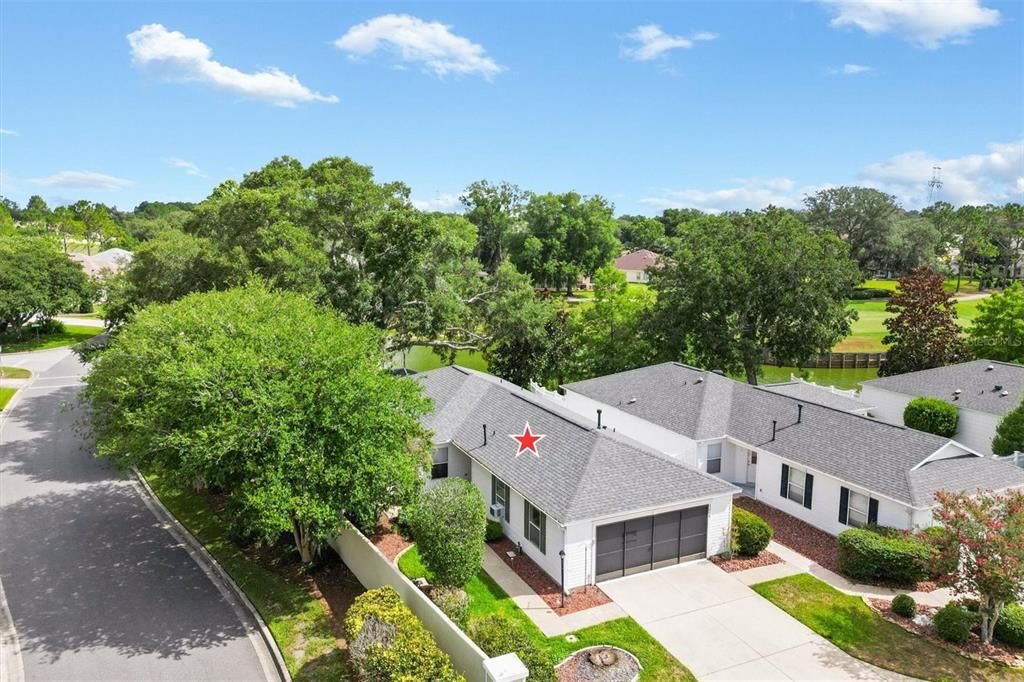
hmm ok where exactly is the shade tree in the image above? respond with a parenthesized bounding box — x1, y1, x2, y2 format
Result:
(0, 235, 91, 333)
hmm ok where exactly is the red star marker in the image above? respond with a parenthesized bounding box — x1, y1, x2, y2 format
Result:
(510, 422, 545, 458)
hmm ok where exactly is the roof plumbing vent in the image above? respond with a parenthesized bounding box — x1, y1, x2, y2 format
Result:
(986, 364, 995, 371)
(627, 397, 637, 405)
(797, 404, 803, 424)
(695, 377, 704, 384)
(1001, 390, 1010, 397)
(771, 420, 777, 442)
(994, 385, 1003, 391)
(596, 409, 602, 429)
(954, 388, 962, 395)
(483, 423, 488, 446)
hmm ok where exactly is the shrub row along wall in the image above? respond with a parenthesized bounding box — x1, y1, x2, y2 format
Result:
(328, 520, 489, 682)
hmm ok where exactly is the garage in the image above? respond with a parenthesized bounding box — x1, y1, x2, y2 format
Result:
(595, 505, 708, 582)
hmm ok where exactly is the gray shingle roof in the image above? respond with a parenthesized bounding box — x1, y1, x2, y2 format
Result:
(417, 366, 737, 523)
(862, 360, 1024, 417)
(907, 455, 1024, 507)
(763, 381, 871, 413)
(565, 363, 1002, 507)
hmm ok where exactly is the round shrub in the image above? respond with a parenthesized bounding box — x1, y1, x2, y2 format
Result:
(892, 594, 917, 618)
(732, 508, 773, 556)
(903, 397, 958, 437)
(485, 518, 504, 543)
(994, 603, 1024, 649)
(343, 586, 463, 681)
(837, 528, 930, 585)
(469, 614, 554, 682)
(431, 586, 470, 629)
(934, 603, 975, 644)
(405, 478, 487, 588)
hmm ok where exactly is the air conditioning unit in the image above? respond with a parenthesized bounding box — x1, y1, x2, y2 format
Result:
(489, 503, 504, 519)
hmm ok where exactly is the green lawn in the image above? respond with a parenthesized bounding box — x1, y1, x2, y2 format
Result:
(0, 387, 16, 410)
(144, 473, 347, 681)
(0, 325, 100, 353)
(863, 278, 982, 295)
(753, 574, 1023, 681)
(837, 297, 982, 353)
(0, 366, 31, 379)
(398, 546, 694, 681)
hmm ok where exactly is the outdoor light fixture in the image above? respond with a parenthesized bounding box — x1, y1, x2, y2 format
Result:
(559, 549, 566, 608)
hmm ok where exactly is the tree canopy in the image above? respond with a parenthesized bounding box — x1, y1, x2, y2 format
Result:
(967, 282, 1024, 364)
(804, 186, 900, 273)
(992, 399, 1024, 456)
(82, 283, 432, 561)
(0, 235, 90, 333)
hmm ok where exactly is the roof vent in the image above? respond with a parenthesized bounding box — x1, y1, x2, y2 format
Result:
(627, 397, 637, 405)
(994, 385, 1003, 392)
(954, 388, 962, 395)
(986, 364, 995, 371)
(695, 377, 704, 384)
(1001, 390, 1010, 397)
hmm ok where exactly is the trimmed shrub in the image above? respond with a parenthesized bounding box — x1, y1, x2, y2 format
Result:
(431, 586, 470, 629)
(469, 614, 554, 682)
(837, 528, 930, 585)
(892, 594, 917, 618)
(992, 399, 1024, 456)
(485, 519, 504, 543)
(343, 586, 463, 681)
(850, 287, 892, 300)
(405, 478, 487, 587)
(732, 508, 773, 556)
(934, 603, 975, 644)
(903, 397, 959, 437)
(994, 603, 1024, 649)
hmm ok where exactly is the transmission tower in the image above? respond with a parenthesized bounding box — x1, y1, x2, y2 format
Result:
(927, 165, 943, 205)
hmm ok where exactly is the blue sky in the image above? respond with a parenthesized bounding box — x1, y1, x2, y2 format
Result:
(1, 1, 1021, 215)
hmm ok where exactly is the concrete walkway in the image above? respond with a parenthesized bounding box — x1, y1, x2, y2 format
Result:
(481, 546, 626, 636)
(730, 542, 953, 608)
(601, 561, 915, 681)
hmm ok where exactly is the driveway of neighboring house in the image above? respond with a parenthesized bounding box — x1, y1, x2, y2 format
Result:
(600, 561, 913, 681)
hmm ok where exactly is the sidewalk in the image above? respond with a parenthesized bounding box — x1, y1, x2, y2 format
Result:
(481, 546, 625, 636)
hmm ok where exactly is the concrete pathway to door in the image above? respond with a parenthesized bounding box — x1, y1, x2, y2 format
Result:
(600, 561, 915, 681)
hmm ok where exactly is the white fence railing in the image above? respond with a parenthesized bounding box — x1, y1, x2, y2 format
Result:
(999, 452, 1024, 469)
(328, 521, 495, 682)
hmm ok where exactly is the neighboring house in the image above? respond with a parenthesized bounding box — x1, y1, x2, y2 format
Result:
(417, 366, 738, 589)
(613, 249, 660, 284)
(70, 248, 133, 277)
(549, 363, 1024, 537)
(762, 378, 873, 416)
(861, 360, 1024, 456)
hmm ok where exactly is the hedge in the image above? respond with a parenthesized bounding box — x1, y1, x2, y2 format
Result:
(934, 603, 975, 644)
(469, 614, 554, 682)
(485, 519, 504, 543)
(405, 478, 487, 587)
(732, 507, 773, 556)
(903, 397, 958, 438)
(343, 586, 463, 681)
(850, 287, 892, 300)
(837, 528, 930, 585)
(995, 603, 1024, 649)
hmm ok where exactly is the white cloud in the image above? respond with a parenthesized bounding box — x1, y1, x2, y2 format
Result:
(30, 171, 135, 190)
(412, 193, 462, 213)
(334, 14, 503, 78)
(840, 63, 873, 74)
(620, 24, 717, 61)
(0, 129, 17, 136)
(167, 157, 205, 177)
(817, 0, 1000, 48)
(640, 178, 802, 213)
(127, 23, 338, 107)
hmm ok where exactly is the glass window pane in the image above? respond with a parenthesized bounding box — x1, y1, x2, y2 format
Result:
(790, 468, 806, 487)
(850, 492, 869, 515)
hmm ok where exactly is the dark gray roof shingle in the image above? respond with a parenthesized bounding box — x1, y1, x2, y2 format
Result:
(862, 360, 1024, 416)
(417, 366, 737, 523)
(908, 456, 1024, 507)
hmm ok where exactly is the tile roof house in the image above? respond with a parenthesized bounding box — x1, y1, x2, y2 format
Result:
(417, 366, 738, 588)
(612, 249, 661, 283)
(552, 363, 1024, 537)
(861, 360, 1024, 455)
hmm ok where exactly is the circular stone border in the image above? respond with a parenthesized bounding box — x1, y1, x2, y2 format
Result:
(554, 644, 643, 682)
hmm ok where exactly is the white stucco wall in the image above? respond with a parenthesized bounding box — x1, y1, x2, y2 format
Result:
(620, 268, 649, 283)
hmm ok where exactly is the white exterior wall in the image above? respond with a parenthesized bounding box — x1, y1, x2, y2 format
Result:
(620, 268, 649, 283)
(754, 450, 918, 535)
(860, 385, 1001, 455)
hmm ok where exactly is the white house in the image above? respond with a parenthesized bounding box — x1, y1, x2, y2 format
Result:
(612, 249, 661, 284)
(861, 360, 1024, 456)
(550, 363, 1024, 537)
(417, 366, 738, 589)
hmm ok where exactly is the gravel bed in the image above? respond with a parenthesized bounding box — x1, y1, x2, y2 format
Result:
(555, 646, 641, 682)
(489, 538, 611, 615)
(710, 550, 784, 572)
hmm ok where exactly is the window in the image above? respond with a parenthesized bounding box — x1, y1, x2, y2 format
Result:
(847, 491, 869, 528)
(524, 500, 546, 554)
(491, 476, 510, 521)
(787, 467, 806, 505)
(706, 443, 722, 474)
(430, 447, 448, 480)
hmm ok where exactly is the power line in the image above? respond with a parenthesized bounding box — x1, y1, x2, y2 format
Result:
(927, 165, 943, 205)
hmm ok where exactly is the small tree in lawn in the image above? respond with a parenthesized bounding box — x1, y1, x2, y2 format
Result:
(879, 267, 971, 376)
(931, 489, 1024, 644)
(993, 399, 1024, 456)
(406, 478, 487, 587)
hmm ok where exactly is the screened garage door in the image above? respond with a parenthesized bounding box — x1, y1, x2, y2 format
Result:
(595, 506, 708, 582)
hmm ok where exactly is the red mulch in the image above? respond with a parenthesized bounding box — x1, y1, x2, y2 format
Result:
(734, 497, 938, 592)
(868, 598, 1024, 668)
(488, 538, 611, 616)
(367, 514, 412, 562)
(710, 550, 784, 573)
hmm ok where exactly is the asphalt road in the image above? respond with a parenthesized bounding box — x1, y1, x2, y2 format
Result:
(0, 350, 280, 681)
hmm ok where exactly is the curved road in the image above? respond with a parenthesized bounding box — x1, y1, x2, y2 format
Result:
(0, 349, 282, 681)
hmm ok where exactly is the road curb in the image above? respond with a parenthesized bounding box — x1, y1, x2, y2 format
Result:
(131, 468, 292, 682)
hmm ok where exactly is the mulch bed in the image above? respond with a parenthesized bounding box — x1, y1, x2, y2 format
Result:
(710, 550, 783, 573)
(367, 513, 413, 562)
(488, 538, 611, 616)
(868, 598, 1024, 668)
(556, 646, 641, 681)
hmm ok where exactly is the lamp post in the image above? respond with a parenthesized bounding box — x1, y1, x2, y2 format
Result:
(558, 549, 566, 608)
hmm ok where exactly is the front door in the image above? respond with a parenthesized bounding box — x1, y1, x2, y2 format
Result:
(746, 450, 758, 484)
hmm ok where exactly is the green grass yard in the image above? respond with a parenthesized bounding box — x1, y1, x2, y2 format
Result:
(836, 297, 983, 353)
(753, 574, 1023, 682)
(0, 387, 16, 410)
(0, 367, 31, 379)
(398, 545, 695, 681)
(0, 325, 100, 353)
(144, 473, 348, 682)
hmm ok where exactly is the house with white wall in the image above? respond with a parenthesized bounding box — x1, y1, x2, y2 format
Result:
(552, 363, 1024, 537)
(613, 249, 661, 284)
(861, 360, 1024, 456)
(417, 366, 738, 589)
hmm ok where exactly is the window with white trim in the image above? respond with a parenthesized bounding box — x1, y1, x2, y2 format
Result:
(706, 442, 722, 474)
(430, 446, 448, 480)
(524, 500, 546, 554)
(787, 467, 806, 505)
(491, 476, 510, 521)
(847, 490, 870, 528)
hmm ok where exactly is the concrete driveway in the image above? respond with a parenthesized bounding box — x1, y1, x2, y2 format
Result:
(600, 561, 911, 681)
